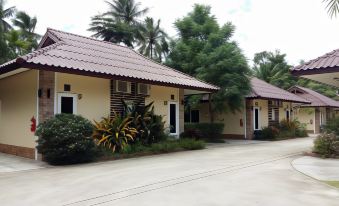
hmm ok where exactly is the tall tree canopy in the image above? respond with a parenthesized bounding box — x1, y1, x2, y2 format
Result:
(0, 0, 15, 32)
(12, 11, 40, 52)
(252, 50, 296, 89)
(324, 0, 339, 18)
(167, 4, 251, 117)
(252, 51, 338, 98)
(0, 0, 15, 63)
(0, 1, 40, 64)
(138, 17, 168, 61)
(89, 0, 148, 47)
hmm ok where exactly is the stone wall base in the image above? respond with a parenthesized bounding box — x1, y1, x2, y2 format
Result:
(0, 143, 35, 159)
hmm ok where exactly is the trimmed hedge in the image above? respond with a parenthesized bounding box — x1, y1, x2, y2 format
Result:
(183, 123, 224, 139)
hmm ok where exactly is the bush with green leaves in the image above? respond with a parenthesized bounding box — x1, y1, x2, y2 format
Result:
(122, 100, 167, 145)
(119, 139, 206, 155)
(36, 114, 97, 165)
(324, 117, 339, 135)
(92, 115, 138, 152)
(183, 123, 224, 140)
(313, 133, 339, 158)
(254, 126, 280, 140)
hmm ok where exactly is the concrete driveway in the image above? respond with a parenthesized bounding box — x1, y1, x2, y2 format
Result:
(0, 137, 338, 206)
(0, 153, 46, 173)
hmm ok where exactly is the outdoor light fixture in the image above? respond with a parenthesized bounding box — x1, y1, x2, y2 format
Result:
(47, 89, 51, 98)
(38, 89, 42, 98)
(164, 101, 168, 105)
(78, 94, 83, 100)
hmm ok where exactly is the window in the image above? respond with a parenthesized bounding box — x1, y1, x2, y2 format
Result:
(138, 83, 150, 95)
(286, 110, 290, 121)
(57, 93, 77, 114)
(116, 81, 131, 93)
(271, 108, 275, 121)
(254, 107, 260, 130)
(169, 102, 179, 135)
(184, 109, 200, 123)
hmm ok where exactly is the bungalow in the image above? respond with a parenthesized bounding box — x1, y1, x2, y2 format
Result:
(289, 86, 339, 134)
(190, 77, 309, 139)
(0, 28, 218, 159)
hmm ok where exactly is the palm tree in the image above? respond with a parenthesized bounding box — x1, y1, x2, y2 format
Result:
(0, 0, 15, 31)
(138, 17, 168, 61)
(5, 30, 30, 57)
(252, 51, 297, 89)
(12, 11, 40, 50)
(324, 0, 339, 18)
(89, 0, 148, 47)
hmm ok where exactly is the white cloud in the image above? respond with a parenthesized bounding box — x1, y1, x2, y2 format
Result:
(7, 0, 339, 66)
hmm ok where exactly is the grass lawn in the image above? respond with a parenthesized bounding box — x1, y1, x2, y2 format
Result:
(324, 181, 339, 188)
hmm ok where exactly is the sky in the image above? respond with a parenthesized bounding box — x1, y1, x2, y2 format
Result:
(7, 0, 339, 66)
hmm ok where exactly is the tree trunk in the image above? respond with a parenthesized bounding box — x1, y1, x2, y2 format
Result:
(208, 93, 214, 123)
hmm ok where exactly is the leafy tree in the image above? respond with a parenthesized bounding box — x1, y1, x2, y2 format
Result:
(0, 0, 15, 32)
(253, 51, 338, 98)
(138, 17, 168, 61)
(12, 11, 40, 51)
(5, 30, 30, 57)
(252, 50, 297, 89)
(167, 4, 251, 121)
(0, 0, 15, 63)
(89, 0, 148, 47)
(324, 0, 339, 18)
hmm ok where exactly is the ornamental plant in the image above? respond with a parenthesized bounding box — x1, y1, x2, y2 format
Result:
(36, 114, 97, 165)
(92, 114, 138, 152)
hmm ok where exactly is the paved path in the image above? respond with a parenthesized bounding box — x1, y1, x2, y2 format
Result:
(0, 137, 338, 206)
(292, 156, 339, 181)
(0, 153, 46, 173)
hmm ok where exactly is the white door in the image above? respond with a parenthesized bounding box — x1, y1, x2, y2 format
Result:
(57, 93, 77, 114)
(168, 102, 179, 136)
(253, 107, 260, 130)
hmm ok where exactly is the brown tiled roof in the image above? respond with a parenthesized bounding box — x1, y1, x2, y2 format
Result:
(247, 78, 310, 103)
(291, 49, 339, 75)
(288, 86, 339, 107)
(0, 28, 218, 92)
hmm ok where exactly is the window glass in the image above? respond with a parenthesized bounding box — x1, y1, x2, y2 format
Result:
(61, 97, 74, 114)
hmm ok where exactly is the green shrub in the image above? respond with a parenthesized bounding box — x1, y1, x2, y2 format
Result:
(178, 139, 205, 150)
(122, 100, 167, 145)
(254, 126, 279, 140)
(324, 117, 339, 135)
(36, 114, 97, 165)
(184, 123, 224, 139)
(313, 133, 339, 158)
(119, 139, 205, 155)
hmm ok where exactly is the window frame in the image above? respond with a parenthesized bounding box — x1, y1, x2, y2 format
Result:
(57, 93, 78, 114)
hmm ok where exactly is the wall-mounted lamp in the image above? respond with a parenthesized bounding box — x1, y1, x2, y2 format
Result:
(164, 101, 168, 105)
(47, 89, 51, 99)
(78, 94, 83, 100)
(38, 89, 42, 98)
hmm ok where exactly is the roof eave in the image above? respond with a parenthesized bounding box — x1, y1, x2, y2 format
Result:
(246, 96, 310, 104)
(0, 61, 218, 92)
(291, 66, 339, 76)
